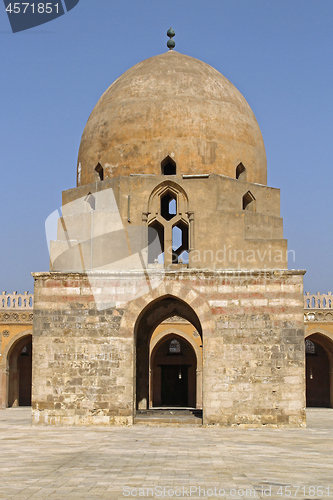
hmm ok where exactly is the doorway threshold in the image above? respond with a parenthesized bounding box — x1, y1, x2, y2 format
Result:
(134, 408, 202, 425)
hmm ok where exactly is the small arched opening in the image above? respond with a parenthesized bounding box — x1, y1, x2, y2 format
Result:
(84, 192, 95, 210)
(148, 221, 164, 264)
(161, 191, 177, 221)
(305, 333, 333, 408)
(243, 191, 256, 211)
(236, 162, 246, 181)
(7, 334, 32, 407)
(95, 162, 104, 181)
(161, 156, 176, 175)
(172, 222, 189, 264)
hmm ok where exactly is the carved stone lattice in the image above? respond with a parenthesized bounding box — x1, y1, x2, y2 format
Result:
(0, 311, 33, 324)
(304, 311, 333, 323)
(2, 330, 9, 337)
(305, 339, 315, 354)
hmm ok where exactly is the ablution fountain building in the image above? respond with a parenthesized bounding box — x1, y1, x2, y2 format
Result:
(3, 32, 318, 426)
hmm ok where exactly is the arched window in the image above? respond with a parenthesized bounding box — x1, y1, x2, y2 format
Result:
(161, 192, 177, 221)
(95, 162, 104, 181)
(236, 162, 246, 181)
(161, 156, 176, 175)
(148, 221, 164, 264)
(85, 192, 95, 210)
(169, 339, 181, 354)
(172, 222, 189, 264)
(305, 339, 316, 355)
(147, 183, 189, 267)
(242, 191, 256, 212)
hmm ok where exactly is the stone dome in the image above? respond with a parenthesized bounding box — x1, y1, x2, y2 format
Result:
(77, 51, 267, 186)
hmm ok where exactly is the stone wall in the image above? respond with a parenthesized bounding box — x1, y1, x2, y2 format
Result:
(32, 269, 305, 427)
(51, 173, 286, 273)
(32, 274, 132, 425)
(203, 272, 305, 426)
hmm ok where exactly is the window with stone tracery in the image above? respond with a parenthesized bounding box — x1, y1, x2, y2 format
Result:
(147, 183, 190, 267)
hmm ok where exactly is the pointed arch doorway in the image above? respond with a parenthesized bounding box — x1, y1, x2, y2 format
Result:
(150, 326, 202, 408)
(7, 334, 32, 407)
(305, 333, 333, 408)
(135, 295, 203, 412)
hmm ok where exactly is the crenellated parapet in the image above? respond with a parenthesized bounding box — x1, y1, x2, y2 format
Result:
(304, 292, 333, 322)
(304, 292, 332, 309)
(1, 291, 33, 309)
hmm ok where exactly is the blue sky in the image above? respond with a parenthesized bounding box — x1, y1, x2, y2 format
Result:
(0, 0, 332, 294)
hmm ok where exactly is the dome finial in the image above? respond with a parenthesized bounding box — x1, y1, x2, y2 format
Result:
(167, 27, 175, 50)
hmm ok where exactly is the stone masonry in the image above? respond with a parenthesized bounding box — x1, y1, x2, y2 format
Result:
(32, 269, 305, 427)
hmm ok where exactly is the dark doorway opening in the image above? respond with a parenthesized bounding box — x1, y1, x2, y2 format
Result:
(306, 338, 330, 407)
(8, 335, 32, 407)
(18, 341, 32, 406)
(151, 333, 197, 408)
(161, 365, 189, 406)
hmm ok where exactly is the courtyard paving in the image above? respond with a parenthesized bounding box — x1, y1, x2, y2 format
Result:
(0, 408, 332, 500)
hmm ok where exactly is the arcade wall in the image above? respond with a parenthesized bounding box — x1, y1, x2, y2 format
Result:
(0, 292, 33, 408)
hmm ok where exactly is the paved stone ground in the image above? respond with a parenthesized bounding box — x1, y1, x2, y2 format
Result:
(0, 409, 332, 500)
